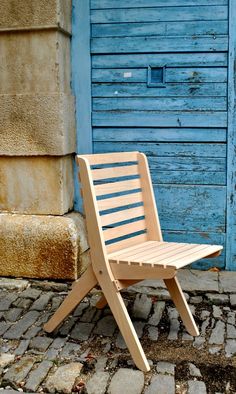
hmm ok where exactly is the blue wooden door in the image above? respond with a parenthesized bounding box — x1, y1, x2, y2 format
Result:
(73, 0, 236, 270)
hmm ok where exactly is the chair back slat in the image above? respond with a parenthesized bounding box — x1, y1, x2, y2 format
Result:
(77, 152, 162, 255)
(94, 178, 141, 196)
(92, 164, 139, 181)
(97, 191, 143, 211)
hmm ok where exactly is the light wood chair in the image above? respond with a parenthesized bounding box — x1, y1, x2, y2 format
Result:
(44, 151, 223, 372)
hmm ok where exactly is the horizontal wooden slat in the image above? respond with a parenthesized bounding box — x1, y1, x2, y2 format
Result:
(155, 184, 226, 232)
(95, 178, 142, 196)
(92, 67, 227, 83)
(92, 53, 228, 68)
(103, 219, 146, 241)
(97, 191, 143, 210)
(93, 111, 228, 128)
(93, 97, 227, 111)
(92, 83, 227, 98)
(101, 205, 145, 226)
(166, 245, 223, 268)
(91, 6, 227, 23)
(113, 241, 177, 260)
(92, 164, 139, 180)
(110, 262, 175, 280)
(92, 20, 228, 37)
(108, 240, 157, 258)
(94, 142, 226, 158)
(146, 243, 205, 263)
(91, 0, 228, 9)
(106, 233, 148, 253)
(81, 151, 138, 165)
(93, 128, 227, 143)
(92, 36, 228, 54)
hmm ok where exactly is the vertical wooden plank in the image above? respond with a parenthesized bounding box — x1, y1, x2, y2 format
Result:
(226, 0, 236, 270)
(72, 0, 93, 211)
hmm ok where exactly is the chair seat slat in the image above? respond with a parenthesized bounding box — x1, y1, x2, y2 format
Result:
(103, 219, 146, 242)
(92, 164, 139, 181)
(101, 205, 145, 227)
(120, 242, 186, 263)
(173, 245, 223, 269)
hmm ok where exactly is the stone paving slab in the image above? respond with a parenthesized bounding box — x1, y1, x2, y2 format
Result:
(0, 273, 235, 393)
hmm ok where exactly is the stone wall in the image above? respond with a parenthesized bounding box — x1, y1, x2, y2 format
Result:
(0, 0, 88, 279)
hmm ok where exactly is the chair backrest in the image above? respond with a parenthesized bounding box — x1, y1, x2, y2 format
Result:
(77, 152, 163, 256)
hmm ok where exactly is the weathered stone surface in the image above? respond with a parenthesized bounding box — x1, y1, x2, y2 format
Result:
(0, 278, 28, 290)
(93, 316, 117, 337)
(0, 211, 88, 280)
(5, 308, 23, 322)
(0, 155, 74, 214)
(3, 356, 35, 385)
(148, 326, 159, 341)
(86, 371, 109, 394)
(148, 301, 165, 326)
(188, 380, 207, 394)
(25, 360, 53, 392)
(0, 0, 71, 32)
(206, 293, 228, 305)
(46, 362, 83, 393)
(31, 292, 53, 311)
(227, 324, 236, 338)
(30, 336, 53, 352)
(188, 363, 202, 377)
(20, 288, 42, 300)
(3, 310, 40, 339)
(60, 342, 81, 359)
(230, 294, 236, 307)
(209, 321, 225, 345)
(108, 369, 144, 394)
(70, 322, 94, 341)
(225, 339, 236, 357)
(145, 375, 175, 394)
(178, 269, 219, 293)
(0, 293, 17, 311)
(156, 362, 175, 375)
(15, 340, 30, 356)
(133, 294, 152, 320)
(23, 325, 41, 339)
(219, 272, 236, 293)
(0, 354, 15, 368)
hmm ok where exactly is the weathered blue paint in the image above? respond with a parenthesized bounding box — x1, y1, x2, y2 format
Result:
(72, 0, 235, 269)
(226, 0, 236, 270)
(72, 0, 92, 211)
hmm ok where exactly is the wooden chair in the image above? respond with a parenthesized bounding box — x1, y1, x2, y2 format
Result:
(44, 151, 223, 372)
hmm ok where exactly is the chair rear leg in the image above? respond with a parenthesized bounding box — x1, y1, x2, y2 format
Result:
(99, 278, 150, 372)
(164, 276, 199, 336)
(44, 265, 97, 333)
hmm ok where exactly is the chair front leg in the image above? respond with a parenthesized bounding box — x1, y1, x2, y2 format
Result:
(164, 276, 199, 337)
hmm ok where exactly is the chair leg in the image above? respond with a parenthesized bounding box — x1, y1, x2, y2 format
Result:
(164, 276, 199, 337)
(98, 278, 150, 372)
(96, 280, 141, 309)
(44, 265, 97, 333)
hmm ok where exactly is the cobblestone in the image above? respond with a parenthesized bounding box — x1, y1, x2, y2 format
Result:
(0, 274, 236, 393)
(29, 336, 53, 352)
(0, 294, 18, 311)
(86, 371, 109, 394)
(133, 294, 152, 320)
(108, 368, 144, 394)
(145, 374, 175, 394)
(230, 294, 236, 307)
(3, 311, 40, 339)
(24, 360, 53, 392)
(209, 321, 225, 345)
(3, 356, 35, 385)
(0, 278, 28, 290)
(13, 297, 32, 309)
(46, 362, 83, 394)
(30, 292, 54, 311)
(70, 322, 94, 341)
(188, 380, 207, 394)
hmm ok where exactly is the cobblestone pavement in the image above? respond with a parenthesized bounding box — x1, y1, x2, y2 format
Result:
(0, 270, 235, 393)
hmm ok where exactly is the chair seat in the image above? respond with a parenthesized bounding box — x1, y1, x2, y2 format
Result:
(108, 241, 223, 270)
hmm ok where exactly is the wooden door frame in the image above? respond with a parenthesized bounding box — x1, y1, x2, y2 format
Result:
(71, 0, 93, 210)
(226, 0, 236, 270)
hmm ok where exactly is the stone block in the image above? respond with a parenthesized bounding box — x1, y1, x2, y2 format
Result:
(0, 93, 75, 156)
(0, 31, 70, 94)
(0, 156, 74, 215)
(0, 211, 89, 280)
(0, 0, 71, 32)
